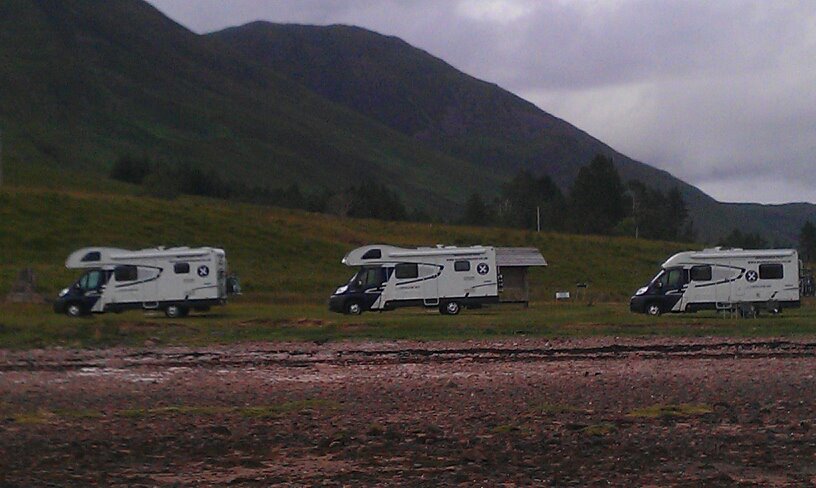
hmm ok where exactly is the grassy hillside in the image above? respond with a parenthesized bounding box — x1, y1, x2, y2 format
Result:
(0, 0, 498, 215)
(0, 186, 687, 303)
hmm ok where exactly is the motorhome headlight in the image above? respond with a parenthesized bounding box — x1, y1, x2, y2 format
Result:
(335, 285, 348, 295)
(59, 287, 69, 298)
(635, 286, 649, 296)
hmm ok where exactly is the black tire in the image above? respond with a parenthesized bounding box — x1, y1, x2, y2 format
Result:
(65, 302, 85, 318)
(165, 305, 185, 318)
(344, 301, 363, 315)
(646, 302, 662, 316)
(737, 304, 756, 319)
(440, 301, 461, 315)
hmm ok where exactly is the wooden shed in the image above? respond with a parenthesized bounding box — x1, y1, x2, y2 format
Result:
(496, 247, 547, 305)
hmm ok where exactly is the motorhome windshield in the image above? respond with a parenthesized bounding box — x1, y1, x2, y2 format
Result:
(348, 269, 363, 285)
(649, 270, 666, 286)
(77, 270, 105, 290)
(348, 267, 388, 289)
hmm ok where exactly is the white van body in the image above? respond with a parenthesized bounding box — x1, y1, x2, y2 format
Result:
(630, 248, 801, 315)
(55, 247, 231, 317)
(330, 245, 500, 315)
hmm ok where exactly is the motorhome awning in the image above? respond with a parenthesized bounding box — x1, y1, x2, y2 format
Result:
(496, 248, 547, 267)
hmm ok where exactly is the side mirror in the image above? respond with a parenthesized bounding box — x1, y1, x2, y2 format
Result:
(656, 281, 663, 288)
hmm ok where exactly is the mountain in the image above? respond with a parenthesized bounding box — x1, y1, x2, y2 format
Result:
(0, 1, 813, 243)
(0, 0, 499, 213)
(209, 22, 816, 244)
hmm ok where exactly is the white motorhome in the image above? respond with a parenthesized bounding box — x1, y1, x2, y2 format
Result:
(630, 248, 801, 316)
(53, 247, 238, 317)
(328, 245, 546, 315)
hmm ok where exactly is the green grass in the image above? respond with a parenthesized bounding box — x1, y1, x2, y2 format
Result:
(582, 423, 616, 436)
(118, 399, 337, 419)
(2, 400, 337, 425)
(628, 404, 714, 418)
(1, 300, 815, 350)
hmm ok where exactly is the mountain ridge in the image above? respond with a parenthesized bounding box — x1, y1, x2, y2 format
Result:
(209, 21, 815, 244)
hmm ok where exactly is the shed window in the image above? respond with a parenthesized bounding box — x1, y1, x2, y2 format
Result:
(81, 251, 101, 262)
(114, 265, 138, 282)
(759, 264, 784, 280)
(362, 249, 382, 260)
(395, 263, 418, 279)
(454, 260, 471, 272)
(690, 265, 712, 281)
(174, 263, 190, 274)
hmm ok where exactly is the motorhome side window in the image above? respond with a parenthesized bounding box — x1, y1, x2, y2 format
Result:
(362, 249, 382, 260)
(81, 251, 101, 262)
(174, 263, 190, 274)
(690, 265, 712, 281)
(361, 268, 387, 288)
(759, 264, 784, 280)
(665, 269, 683, 288)
(114, 265, 138, 282)
(454, 261, 470, 272)
(395, 263, 418, 279)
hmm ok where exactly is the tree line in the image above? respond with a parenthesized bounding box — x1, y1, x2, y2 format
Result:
(709, 217, 816, 259)
(462, 154, 693, 242)
(109, 155, 414, 221)
(110, 153, 816, 253)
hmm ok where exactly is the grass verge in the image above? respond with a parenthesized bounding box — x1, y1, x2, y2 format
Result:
(0, 299, 814, 350)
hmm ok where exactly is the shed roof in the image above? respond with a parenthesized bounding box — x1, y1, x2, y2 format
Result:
(496, 247, 547, 267)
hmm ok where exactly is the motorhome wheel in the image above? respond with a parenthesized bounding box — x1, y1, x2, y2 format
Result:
(165, 305, 184, 318)
(646, 303, 662, 316)
(66, 303, 84, 317)
(443, 301, 461, 315)
(345, 301, 362, 315)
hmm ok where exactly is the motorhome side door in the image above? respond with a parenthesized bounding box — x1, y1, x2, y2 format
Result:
(420, 264, 440, 306)
(78, 269, 109, 313)
(713, 264, 740, 305)
(392, 263, 439, 304)
(140, 266, 161, 306)
(660, 267, 687, 312)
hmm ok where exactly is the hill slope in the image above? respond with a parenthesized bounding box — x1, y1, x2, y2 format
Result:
(210, 22, 816, 243)
(210, 23, 707, 194)
(0, 0, 499, 214)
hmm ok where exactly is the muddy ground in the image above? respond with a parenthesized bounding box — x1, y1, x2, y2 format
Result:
(2, 337, 816, 486)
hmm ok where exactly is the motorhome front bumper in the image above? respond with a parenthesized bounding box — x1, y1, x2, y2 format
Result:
(328, 295, 346, 313)
(629, 296, 648, 313)
(53, 298, 67, 314)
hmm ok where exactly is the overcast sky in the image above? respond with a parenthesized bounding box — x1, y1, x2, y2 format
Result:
(147, 0, 816, 205)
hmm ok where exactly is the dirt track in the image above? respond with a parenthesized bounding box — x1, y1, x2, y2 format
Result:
(2, 337, 816, 486)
